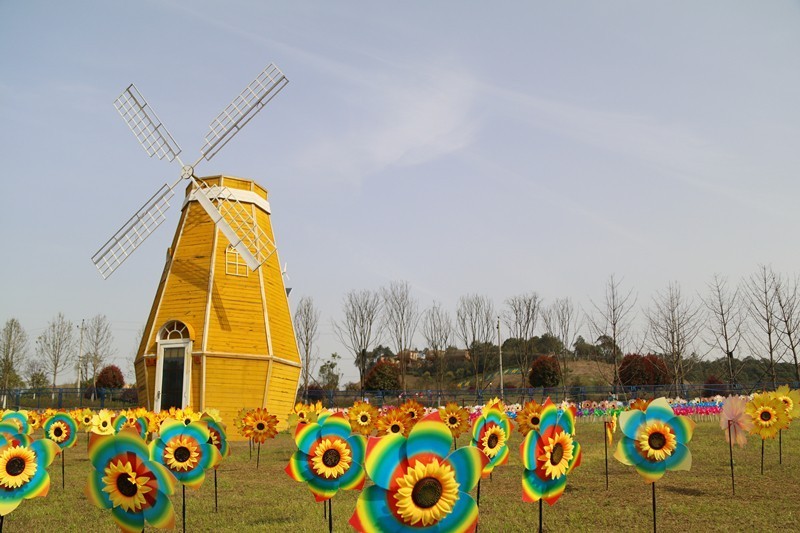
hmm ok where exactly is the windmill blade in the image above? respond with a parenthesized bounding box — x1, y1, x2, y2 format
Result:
(114, 84, 183, 162)
(92, 183, 175, 279)
(199, 63, 288, 162)
(192, 181, 277, 270)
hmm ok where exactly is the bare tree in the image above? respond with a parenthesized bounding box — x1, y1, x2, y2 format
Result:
(0, 318, 29, 408)
(293, 295, 321, 400)
(332, 289, 382, 396)
(775, 274, 800, 383)
(587, 275, 636, 392)
(455, 294, 495, 393)
(84, 314, 116, 392)
(502, 292, 542, 378)
(381, 281, 420, 392)
(744, 265, 783, 388)
(421, 301, 453, 397)
(702, 274, 745, 386)
(646, 283, 704, 393)
(36, 312, 76, 396)
(542, 298, 582, 395)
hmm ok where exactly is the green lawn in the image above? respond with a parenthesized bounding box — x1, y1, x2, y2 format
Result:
(7, 419, 800, 532)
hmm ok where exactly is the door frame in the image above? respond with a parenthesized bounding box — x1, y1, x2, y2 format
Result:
(154, 327, 193, 413)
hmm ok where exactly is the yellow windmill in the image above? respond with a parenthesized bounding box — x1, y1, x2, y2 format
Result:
(92, 65, 300, 435)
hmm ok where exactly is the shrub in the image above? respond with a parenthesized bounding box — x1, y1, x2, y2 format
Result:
(96, 365, 125, 389)
(365, 361, 401, 391)
(620, 354, 669, 386)
(120, 387, 138, 404)
(703, 375, 725, 397)
(529, 355, 560, 388)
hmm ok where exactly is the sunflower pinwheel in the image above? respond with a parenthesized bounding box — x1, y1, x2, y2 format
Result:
(398, 399, 425, 426)
(1, 411, 31, 436)
(516, 400, 543, 437)
(149, 419, 221, 489)
(44, 413, 78, 449)
(202, 415, 231, 460)
(25, 411, 42, 432)
(113, 413, 149, 440)
(77, 409, 94, 432)
(349, 401, 379, 436)
(242, 408, 279, 444)
(520, 398, 581, 505)
(440, 402, 470, 441)
(614, 397, 694, 483)
(86, 430, 177, 533)
(0, 432, 59, 516)
(471, 402, 513, 477)
(605, 413, 618, 447)
(90, 409, 116, 436)
(288, 402, 319, 428)
(286, 411, 366, 501)
(350, 411, 488, 532)
(0, 422, 31, 448)
(771, 385, 800, 421)
(376, 408, 413, 437)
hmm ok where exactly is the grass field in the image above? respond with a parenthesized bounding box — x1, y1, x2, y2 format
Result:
(7, 419, 800, 532)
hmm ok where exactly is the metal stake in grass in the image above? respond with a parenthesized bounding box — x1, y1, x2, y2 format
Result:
(603, 421, 609, 490)
(779, 429, 782, 465)
(538, 498, 543, 533)
(761, 438, 765, 475)
(257, 442, 261, 469)
(61, 449, 66, 490)
(652, 482, 657, 533)
(727, 421, 735, 495)
(182, 484, 187, 532)
(214, 468, 218, 512)
(327, 497, 333, 533)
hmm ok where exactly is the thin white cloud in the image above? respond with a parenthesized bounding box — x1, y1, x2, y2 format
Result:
(296, 66, 479, 184)
(485, 84, 782, 215)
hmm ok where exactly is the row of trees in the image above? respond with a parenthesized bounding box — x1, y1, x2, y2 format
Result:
(0, 314, 116, 405)
(294, 267, 800, 395)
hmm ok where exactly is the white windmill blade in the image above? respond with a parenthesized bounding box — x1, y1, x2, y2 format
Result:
(192, 181, 277, 270)
(114, 84, 183, 163)
(199, 63, 288, 162)
(91, 183, 175, 279)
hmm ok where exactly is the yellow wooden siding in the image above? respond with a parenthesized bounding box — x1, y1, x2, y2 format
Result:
(265, 363, 300, 429)
(205, 355, 269, 439)
(133, 358, 150, 410)
(258, 210, 301, 364)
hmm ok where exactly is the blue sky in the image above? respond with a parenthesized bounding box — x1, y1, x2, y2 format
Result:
(2, 1, 799, 385)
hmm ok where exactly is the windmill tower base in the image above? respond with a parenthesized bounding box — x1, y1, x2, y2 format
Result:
(132, 176, 301, 438)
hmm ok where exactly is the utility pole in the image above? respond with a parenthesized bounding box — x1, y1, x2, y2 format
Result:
(497, 317, 504, 400)
(76, 319, 85, 391)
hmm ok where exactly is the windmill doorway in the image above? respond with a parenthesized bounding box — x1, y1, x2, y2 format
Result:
(154, 320, 193, 412)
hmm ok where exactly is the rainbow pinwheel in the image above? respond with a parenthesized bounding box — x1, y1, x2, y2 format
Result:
(1, 411, 31, 436)
(614, 397, 695, 483)
(350, 411, 488, 532)
(286, 411, 366, 501)
(0, 423, 31, 448)
(149, 419, 221, 489)
(520, 398, 581, 505)
(86, 430, 177, 533)
(471, 402, 513, 477)
(113, 413, 149, 440)
(43, 413, 78, 449)
(202, 415, 231, 461)
(0, 433, 59, 516)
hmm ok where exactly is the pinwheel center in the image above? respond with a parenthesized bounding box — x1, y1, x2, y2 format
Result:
(256, 422, 266, 431)
(174, 446, 191, 463)
(6, 457, 25, 476)
(53, 427, 63, 437)
(322, 448, 341, 467)
(411, 477, 443, 509)
(184, 418, 192, 425)
(408, 411, 417, 419)
(448, 416, 458, 426)
(487, 434, 499, 449)
(116, 473, 139, 497)
(360, 414, 369, 423)
(391, 424, 401, 433)
(531, 416, 540, 426)
(101, 421, 108, 427)
(760, 410, 772, 422)
(550, 443, 564, 465)
(648, 432, 667, 450)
